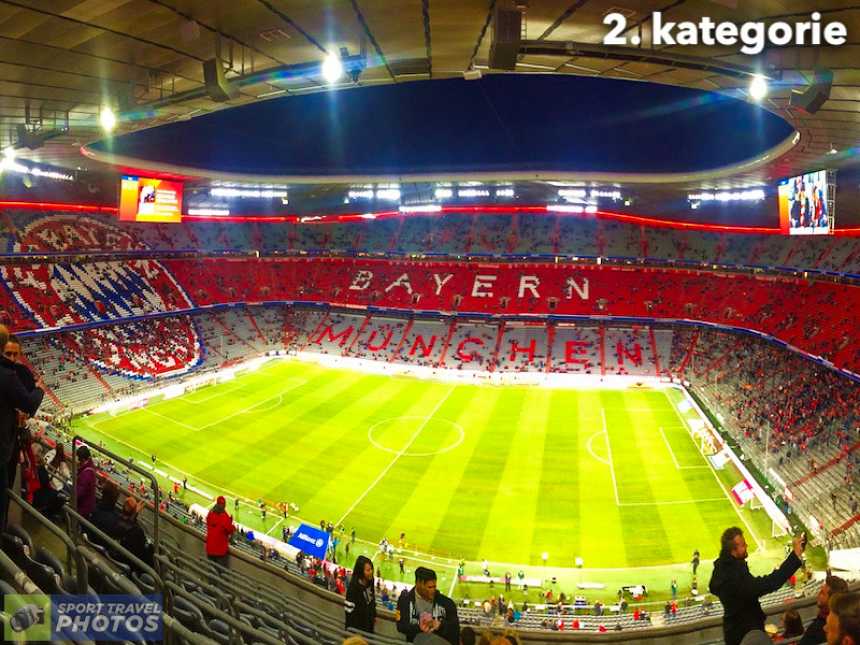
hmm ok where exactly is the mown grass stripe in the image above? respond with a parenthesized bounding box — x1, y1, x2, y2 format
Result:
(428, 389, 527, 560)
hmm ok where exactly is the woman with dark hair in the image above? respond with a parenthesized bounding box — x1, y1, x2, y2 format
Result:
(345, 555, 376, 634)
(76, 445, 96, 519)
(49, 444, 71, 490)
(775, 609, 804, 641)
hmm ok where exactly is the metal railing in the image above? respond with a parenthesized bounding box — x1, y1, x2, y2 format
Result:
(71, 434, 160, 549)
(7, 490, 88, 593)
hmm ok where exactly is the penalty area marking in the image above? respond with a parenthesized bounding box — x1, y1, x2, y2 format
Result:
(585, 431, 610, 466)
(659, 427, 709, 471)
(368, 416, 465, 458)
(666, 390, 765, 552)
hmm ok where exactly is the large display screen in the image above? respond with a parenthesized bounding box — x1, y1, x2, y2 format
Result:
(119, 175, 183, 223)
(777, 170, 830, 235)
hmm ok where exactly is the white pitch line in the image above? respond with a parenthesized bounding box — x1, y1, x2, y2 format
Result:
(81, 423, 404, 557)
(180, 382, 244, 405)
(266, 517, 286, 535)
(619, 498, 728, 507)
(601, 408, 621, 507)
(667, 390, 765, 551)
(143, 407, 198, 432)
(659, 427, 682, 470)
(192, 383, 304, 432)
(336, 385, 456, 526)
(586, 431, 610, 466)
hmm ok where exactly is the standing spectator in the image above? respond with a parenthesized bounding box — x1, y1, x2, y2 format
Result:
(205, 495, 235, 568)
(799, 574, 848, 645)
(75, 445, 97, 519)
(397, 567, 459, 644)
(709, 527, 804, 645)
(826, 592, 860, 645)
(3, 334, 33, 488)
(48, 445, 71, 491)
(345, 555, 376, 633)
(0, 325, 43, 528)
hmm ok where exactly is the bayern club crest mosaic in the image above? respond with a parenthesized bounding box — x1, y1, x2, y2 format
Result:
(2, 215, 202, 378)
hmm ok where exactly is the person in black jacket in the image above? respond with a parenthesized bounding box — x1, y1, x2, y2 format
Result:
(799, 574, 848, 645)
(344, 555, 376, 633)
(397, 567, 459, 645)
(0, 325, 44, 529)
(115, 497, 154, 569)
(3, 335, 30, 488)
(709, 527, 804, 645)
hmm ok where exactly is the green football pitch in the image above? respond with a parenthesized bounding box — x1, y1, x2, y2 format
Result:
(74, 359, 787, 600)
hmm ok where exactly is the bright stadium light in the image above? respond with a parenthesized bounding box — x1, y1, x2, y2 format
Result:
(749, 75, 768, 101)
(100, 106, 117, 133)
(322, 53, 344, 84)
(546, 204, 584, 213)
(399, 204, 442, 214)
(2, 145, 15, 160)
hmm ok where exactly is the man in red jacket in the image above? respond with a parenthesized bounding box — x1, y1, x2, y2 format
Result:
(206, 496, 235, 569)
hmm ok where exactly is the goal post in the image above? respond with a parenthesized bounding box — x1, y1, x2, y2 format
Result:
(679, 385, 792, 540)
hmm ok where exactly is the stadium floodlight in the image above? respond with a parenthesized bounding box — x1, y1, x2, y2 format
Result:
(688, 190, 765, 202)
(375, 188, 401, 201)
(546, 204, 584, 213)
(434, 188, 453, 199)
(187, 208, 230, 216)
(399, 204, 442, 214)
(2, 145, 15, 160)
(749, 75, 768, 101)
(558, 189, 587, 199)
(322, 53, 344, 84)
(99, 106, 117, 133)
(541, 552, 549, 565)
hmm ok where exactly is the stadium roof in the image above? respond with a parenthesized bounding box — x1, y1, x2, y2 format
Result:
(1, 0, 858, 187)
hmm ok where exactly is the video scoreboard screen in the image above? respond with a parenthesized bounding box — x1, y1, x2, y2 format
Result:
(777, 169, 832, 235)
(119, 176, 183, 223)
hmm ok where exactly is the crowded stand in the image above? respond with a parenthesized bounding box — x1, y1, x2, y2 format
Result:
(680, 328, 860, 550)
(1, 207, 859, 645)
(1, 210, 860, 274)
(160, 256, 860, 374)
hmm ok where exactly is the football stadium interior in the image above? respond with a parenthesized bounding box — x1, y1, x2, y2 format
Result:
(0, 1, 859, 643)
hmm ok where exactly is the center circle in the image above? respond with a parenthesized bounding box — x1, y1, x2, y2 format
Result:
(368, 416, 465, 457)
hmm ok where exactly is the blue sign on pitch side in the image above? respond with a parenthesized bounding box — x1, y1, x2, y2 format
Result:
(288, 523, 329, 559)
